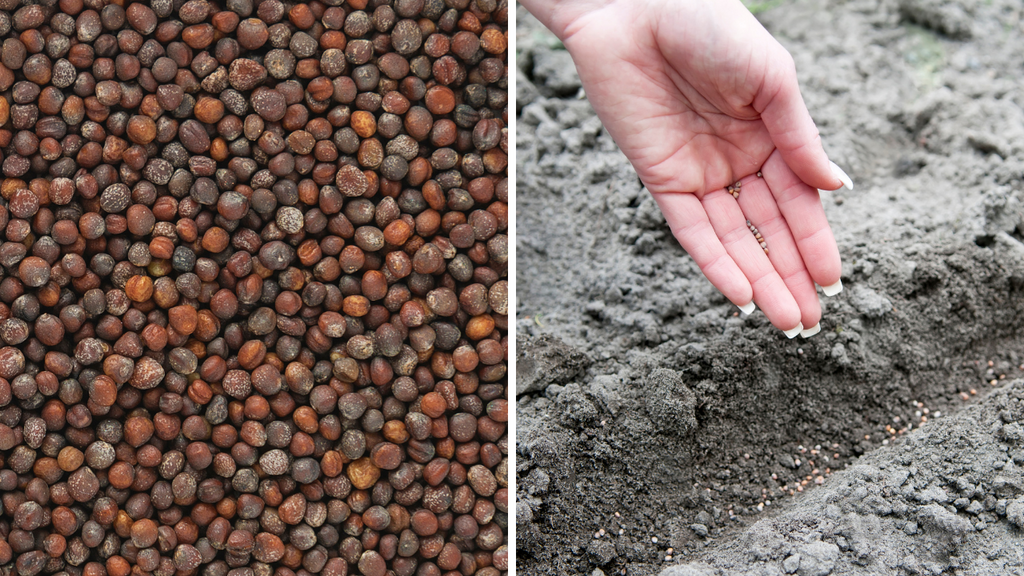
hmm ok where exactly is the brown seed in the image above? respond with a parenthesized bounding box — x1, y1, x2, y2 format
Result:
(420, 392, 448, 418)
(237, 18, 270, 49)
(131, 518, 159, 548)
(253, 533, 285, 563)
(229, 58, 268, 91)
(168, 305, 198, 334)
(411, 509, 438, 536)
(336, 165, 369, 197)
(68, 466, 100, 502)
(347, 457, 380, 490)
(478, 28, 505, 54)
(278, 492, 307, 525)
(130, 356, 165, 390)
(57, 447, 84, 472)
(125, 275, 154, 302)
(18, 256, 49, 287)
(252, 87, 287, 121)
(174, 544, 202, 570)
(127, 3, 157, 34)
(193, 97, 225, 124)
(125, 416, 155, 446)
(425, 86, 456, 115)
(127, 115, 156, 144)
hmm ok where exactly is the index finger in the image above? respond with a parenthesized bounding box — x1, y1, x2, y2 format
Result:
(761, 150, 842, 293)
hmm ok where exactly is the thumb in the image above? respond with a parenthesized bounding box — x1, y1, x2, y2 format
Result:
(755, 49, 851, 192)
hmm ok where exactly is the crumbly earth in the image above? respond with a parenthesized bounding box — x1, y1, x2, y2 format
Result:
(516, 0, 1024, 574)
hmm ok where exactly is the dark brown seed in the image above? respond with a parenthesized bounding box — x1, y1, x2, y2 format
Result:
(68, 466, 99, 502)
(252, 87, 287, 121)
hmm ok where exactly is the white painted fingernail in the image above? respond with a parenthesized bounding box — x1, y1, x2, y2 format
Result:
(783, 323, 803, 339)
(738, 301, 756, 315)
(829, 161, 854, 190)
(821, 280, 843, 296)
(800, 323, 821, 338)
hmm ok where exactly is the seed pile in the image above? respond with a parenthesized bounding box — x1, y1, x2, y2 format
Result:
(0, 1, 508, 575)
(726, 181, 739, 200)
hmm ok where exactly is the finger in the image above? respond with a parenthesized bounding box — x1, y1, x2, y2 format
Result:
(653, 193, 753, 310)
(754, 47, 847, 192)
(734, 175, 822, 333)
(761, 150, 843, 295)
(701, 188, 803, 334)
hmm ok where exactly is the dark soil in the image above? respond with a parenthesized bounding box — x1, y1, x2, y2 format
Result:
(516, 0, 1024, 573)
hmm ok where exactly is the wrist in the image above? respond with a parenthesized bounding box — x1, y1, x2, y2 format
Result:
(519, 0, 619, 41)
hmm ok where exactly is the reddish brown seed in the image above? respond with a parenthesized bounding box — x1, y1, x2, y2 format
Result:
(194, 97, 225, 124)
(420, 392, 448, 418)
(237, 18, 269, 50)
(131, 518, 158, 548)
(174, 544, 202, 570)
(411, 509, 439, 536)
(57, 447, 83, 472)
(130, 356, 165, 390)
(125, 275, 154, 302)
(124, 416, 155, 446)
(278, 493, 307, 525)
(480, 29, 507, 54)
(253, 533, 285, 563)
(347, 457, 380, 490)
(337, 165, 369, 197)
(127, 115, 156, 144)
(425, 86, 456, 114)
(18, 256, 49, 287)
(229, 58, 268, 91)
(168, 305, 198, 334)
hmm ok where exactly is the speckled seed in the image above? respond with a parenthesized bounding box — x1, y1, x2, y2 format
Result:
(229, 58, 267, 91)
(259, 449, 289, 475)
(276, 206, 304, 234)
(130, 356, 165, 389)
(174, 544, 202, 570)
(68, 466, 99, 502)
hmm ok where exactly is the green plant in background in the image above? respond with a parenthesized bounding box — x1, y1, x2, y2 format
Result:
(532, 30, 564, 50)
(744, 0, 787, 14)
(904, 24, 946, 88)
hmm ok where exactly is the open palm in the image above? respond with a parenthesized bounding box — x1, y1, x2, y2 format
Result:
(529, 0, 851, 336)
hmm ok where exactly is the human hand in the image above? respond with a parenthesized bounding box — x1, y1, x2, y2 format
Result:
(522, 0, 852, 337)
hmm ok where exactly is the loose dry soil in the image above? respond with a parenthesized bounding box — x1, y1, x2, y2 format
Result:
(516, 0, 1024, 574)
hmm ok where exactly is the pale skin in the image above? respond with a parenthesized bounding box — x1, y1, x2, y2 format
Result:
(521, 0, 851, 337)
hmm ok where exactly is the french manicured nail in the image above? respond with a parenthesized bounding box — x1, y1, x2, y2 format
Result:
(783, 323, 803, 339)
(829, 161, 854, 190)
(821, 280, 843, 296)
(738, 301, 756, 315)
(800, 323, 821, 338)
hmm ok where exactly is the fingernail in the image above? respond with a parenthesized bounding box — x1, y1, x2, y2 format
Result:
(829, 161, 854, 190)
(821, 280, 843, 296)
(800, 323, 821, 338)
(783, 323, 803, 339)
(738, 301, 756, 315)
